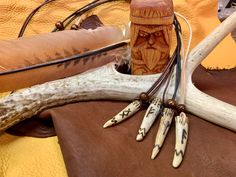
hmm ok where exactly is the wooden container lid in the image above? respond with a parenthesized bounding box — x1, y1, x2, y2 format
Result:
(130, 0, 174, 25)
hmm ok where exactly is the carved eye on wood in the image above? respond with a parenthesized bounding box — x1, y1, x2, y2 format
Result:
(154, 31, 162, 37)
(139, 30, 149, 37)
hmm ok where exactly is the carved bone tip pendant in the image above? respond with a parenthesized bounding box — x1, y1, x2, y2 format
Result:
(172, 112, 189, 168)
(103, 100, 142, 128)
(136, 134, 144, 141)
(103, 120, 113, 128)
(151, 107, 174, 159)
(172, 159, 180, 168)
(136, 97, 162, 141)
(151, 145, 161, 159)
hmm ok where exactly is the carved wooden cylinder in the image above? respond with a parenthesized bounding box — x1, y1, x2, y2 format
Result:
(130, 0, 174, 75)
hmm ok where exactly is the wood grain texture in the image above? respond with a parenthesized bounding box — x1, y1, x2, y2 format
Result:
(130, 0, 173, 74)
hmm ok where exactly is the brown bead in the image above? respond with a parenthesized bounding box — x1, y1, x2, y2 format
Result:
(165, 99, 177, 109)
(55, 21, 64, 30)
(177, 104, 186, 113)
(71, 24, 79, 30)
(139, 92, 149, 103)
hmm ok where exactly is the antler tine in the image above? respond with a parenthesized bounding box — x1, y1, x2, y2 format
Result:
(187, 11, 236, 76)
(184, 11, 236, 131)
(186, 83, 236, 131)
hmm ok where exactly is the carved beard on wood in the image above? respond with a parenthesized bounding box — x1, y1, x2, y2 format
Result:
(131, 24, 172, 75)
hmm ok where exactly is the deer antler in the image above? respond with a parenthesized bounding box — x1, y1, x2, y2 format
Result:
(186, 10, 236, 130)
(0, 11, 236, 133)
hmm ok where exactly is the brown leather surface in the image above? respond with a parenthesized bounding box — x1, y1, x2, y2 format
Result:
(6, 114, 55, 137)
(45, 66, 236, 177)
(6, 64, 236, 175)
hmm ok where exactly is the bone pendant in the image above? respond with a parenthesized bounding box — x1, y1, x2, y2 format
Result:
(151, 108, 174, 159)
(103, 100, 142, 128)
(136, 97, 162, 141)
(172, 112, 189, 168)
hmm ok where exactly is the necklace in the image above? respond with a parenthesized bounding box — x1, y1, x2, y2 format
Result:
(103, 13, 193, 168)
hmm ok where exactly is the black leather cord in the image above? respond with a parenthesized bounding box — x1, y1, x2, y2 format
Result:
(144, 16, 182, 101)
(18, 0, 118, 37)
(18, 0, 56, 38)
(52, 0, 109, 32)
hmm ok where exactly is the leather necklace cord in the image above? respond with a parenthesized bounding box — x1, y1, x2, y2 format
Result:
(174, 12, 192, 105)
(161, 16, 182, 105)
(18, 0, 117, 37)
(161, 60, 175, 102)
(18, 0, 56, 38)
(61, 0, 100, 23)
(52, 0, 102, 31)
(145, 48, 176, 97)
(171, 15, 182, 100)
(52, 0, 116, 32)
(145, 50, 177, 99)
(141, 16, 182, 103)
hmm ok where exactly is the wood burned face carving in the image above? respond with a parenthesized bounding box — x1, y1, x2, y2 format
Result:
(131, 23, 172, 75)
(130, 0, 174, 75)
